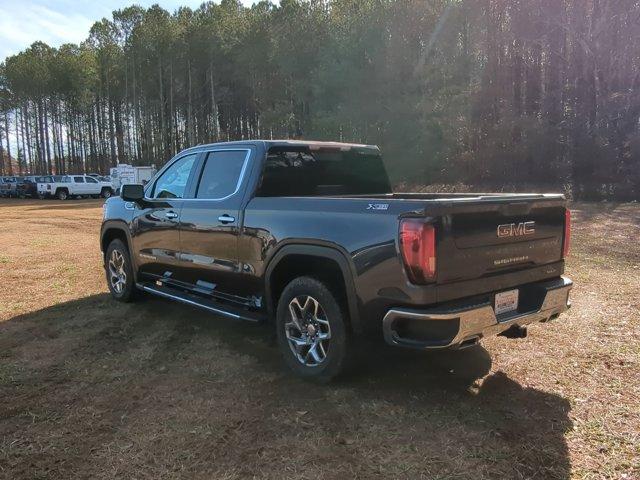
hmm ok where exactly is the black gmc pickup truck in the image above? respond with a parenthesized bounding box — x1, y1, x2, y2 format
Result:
(100, 140, 572, 381)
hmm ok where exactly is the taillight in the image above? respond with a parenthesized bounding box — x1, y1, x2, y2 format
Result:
(399, 219, 436, 284)
(563, 208, 571, 258)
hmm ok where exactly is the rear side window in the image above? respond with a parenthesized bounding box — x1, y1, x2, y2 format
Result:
(195, 150, 248, 199)
(257, 147, 392, 197)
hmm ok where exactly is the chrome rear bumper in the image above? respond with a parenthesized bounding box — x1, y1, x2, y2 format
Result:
(382, 276, 572, 349)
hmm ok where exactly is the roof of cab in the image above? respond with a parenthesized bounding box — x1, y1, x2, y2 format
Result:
(182, 139, 379, 154)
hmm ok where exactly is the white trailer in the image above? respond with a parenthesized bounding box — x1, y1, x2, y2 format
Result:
(109, 164, 156, 190)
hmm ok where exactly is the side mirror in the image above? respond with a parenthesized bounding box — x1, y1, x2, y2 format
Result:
(120, 183, 144, 202)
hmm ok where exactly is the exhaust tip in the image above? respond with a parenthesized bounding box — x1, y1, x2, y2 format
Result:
(499, 325, 528, 339)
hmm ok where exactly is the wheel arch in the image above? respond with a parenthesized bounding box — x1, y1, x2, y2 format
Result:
(264, 244, 362, 334)
(100, 221, 137, 282)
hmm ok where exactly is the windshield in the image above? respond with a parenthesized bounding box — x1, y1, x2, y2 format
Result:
(257, 146, 392, 197)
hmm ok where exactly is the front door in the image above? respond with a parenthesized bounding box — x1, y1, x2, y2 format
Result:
(178, 148, 252, 303)
(130, 152, 200, 284)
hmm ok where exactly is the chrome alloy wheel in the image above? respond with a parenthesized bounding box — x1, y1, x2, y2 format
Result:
(108, 249, 127, 294)
(285, 295, 332, 367)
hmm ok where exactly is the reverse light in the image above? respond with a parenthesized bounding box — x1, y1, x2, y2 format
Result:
(563, 208, 571, 258)
(399, 219, 436, 284)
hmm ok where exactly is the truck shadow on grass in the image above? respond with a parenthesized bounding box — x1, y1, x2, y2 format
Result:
(0, 294, 572, 479)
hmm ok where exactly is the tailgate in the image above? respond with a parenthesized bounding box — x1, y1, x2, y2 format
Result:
(435, 197, 566, 284)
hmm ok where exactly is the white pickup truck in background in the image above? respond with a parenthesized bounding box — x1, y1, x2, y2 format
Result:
(38, 175, 115, 200)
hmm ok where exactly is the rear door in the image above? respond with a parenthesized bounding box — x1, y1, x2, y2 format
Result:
(130, 152, 200, 283)
(177, 148, 252, 301)
(84, 176, 100, 194)
(72, 176, 87, 195)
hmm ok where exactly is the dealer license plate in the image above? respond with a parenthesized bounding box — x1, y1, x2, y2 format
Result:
(495, 289, 519, 316)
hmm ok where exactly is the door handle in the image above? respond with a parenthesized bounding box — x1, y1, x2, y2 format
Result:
(218, 214, 235, 224)
(165, 211, 178, 219)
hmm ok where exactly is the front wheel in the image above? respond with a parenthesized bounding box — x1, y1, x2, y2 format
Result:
(276, 277, 350, 382)
(105, 239, 136, 302)
(56, 189, 68, 201)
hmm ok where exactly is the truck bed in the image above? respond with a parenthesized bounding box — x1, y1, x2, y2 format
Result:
(243, 192, 567, 306)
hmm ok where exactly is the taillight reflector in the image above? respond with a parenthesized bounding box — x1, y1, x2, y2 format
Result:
(563, 208, 571, 258)
(399, 219, 436, 284)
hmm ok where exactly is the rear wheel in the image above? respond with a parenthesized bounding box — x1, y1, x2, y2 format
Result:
(105, 239, 136, 302)
(276, 277, 350, 382)
(101, 188, 112, 199)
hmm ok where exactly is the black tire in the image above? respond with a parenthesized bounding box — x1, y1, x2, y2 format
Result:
(105, 239, 136, 302)
(101, 188, 112, 199)
(56, 189, 68, 201)
(276, 276, 350, 382)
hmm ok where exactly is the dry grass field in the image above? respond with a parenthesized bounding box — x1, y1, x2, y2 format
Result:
(0, 198, 638, 479)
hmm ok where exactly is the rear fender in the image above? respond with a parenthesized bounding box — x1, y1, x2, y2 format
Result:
(264, 243, 362, 334)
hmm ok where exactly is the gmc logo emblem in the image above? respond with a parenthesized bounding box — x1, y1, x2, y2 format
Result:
(497, 221, 536, 238)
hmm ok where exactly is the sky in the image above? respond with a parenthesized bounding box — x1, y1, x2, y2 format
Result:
(0, 0, 259, 61)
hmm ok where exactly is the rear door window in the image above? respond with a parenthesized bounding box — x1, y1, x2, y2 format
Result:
(74, 177, 85, 183)
(195, 150, 248, 200)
